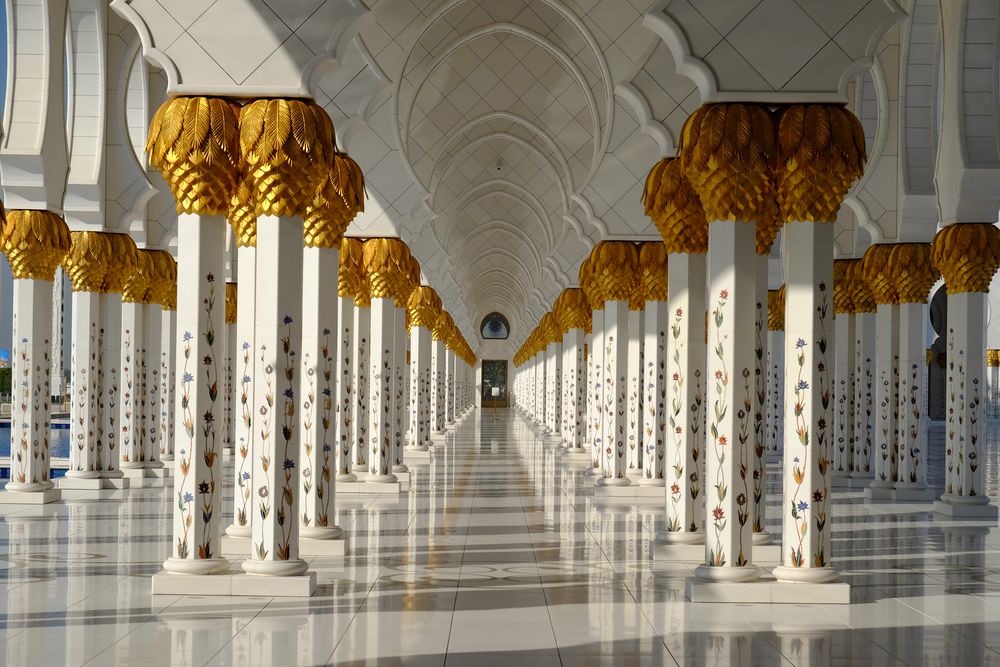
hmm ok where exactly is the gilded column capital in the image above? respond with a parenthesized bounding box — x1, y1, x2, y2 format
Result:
(861, 244, 898, 305)
(225, 283, 237, 324)
(642, 157, 708, 254)
(338, 237, 366, 302)
(931, 223, 1000, 294)
(776, 104, 866, 224)
(239, 98, 335, 218)
(832, 259, 856, 315)
(589, 241, 639, 306)
(433, 311, 455, 343)
(303, 152, 366, 248)
(122, 250, 156, 304)
(147, 97, 242, 215)
(987, 349, 1000, 368)
(407, 285, 442, 332)
(63, 231, 112, 292)
(846, 260, 877, 313)
(539, 312, 560, 345)
(889, 243, 939, 304)
(554, 287, 592, 335)
(0, 210, 72, 281)
(145, 250, 177, 309)
(767, 287, 784, 331)
(98, 233, 140, 294)
(400, 255, 420, 309)
(229, 178, 257, 247)
(362, 237, 411, 305)
(679, 103, 776, 225)
(636, 241, 668, 304)
(756, 214, 782, 255)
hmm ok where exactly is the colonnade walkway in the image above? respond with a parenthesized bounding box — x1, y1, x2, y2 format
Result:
(2, 409, 1000, 665)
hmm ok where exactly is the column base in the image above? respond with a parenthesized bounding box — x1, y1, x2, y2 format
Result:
(752, 530, 775, 545)
(122, 467, 162, 488)
(652, 540, 781, 563)
(335, 473, 358, 483)
(891, 484, 937, 502)
(636, 476, 666, 487)
(162, 556, 229, 576)
(338, 479, 401, 494)
(403, 448, 431, 462)
(226, 524, 251, 538)
(0, 488, 61, 505)
(685, 574, 850, 604)
(693, 564, 763, 583)
(430, 431, 447, 442)
(394, 463, 410, 474)
(830, 471, 852, 488)
(63, 470, 101, 480)
(848, 473, 874, 490)
(152, 571, 316, 597)
(595, 476, 631, 488)
(933, 496, 999, 519)
(222, 534, 347, 557)
(241, 558, 309, 577)
(560, 448, 590, 462)
(592, 483, 661, 503)
(864, 481, 895, 501)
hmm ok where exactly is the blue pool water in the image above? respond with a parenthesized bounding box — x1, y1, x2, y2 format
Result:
(0, 422, 71, 479)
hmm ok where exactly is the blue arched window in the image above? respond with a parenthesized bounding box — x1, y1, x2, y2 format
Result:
(480, 312, 510, 340)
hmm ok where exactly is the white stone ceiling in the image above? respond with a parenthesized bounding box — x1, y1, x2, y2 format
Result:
(318, 0, 672, 353)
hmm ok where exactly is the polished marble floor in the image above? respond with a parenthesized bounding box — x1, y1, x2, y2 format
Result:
(3, 410, 1000, 665)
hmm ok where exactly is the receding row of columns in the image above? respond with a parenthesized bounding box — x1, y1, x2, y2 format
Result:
(510, 102, 1000, 598)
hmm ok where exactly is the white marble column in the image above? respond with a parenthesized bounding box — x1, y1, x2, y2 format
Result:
(895, 301, 931, 497)
(773, 221, 836, 584)
(100, 268, 127, 483)
(367, 296, 396, 483)
(143, 300, 163, 470)
(696, 221, 758, 579)
(160, 305, 176, 462)
(766, 322, 784, 454)
(660, 253, 707, 541)
(641, 299, 667, 486)
(752, 253, 772, 542)
(351, 300, 371, 472)
(5, 277, 57, 496)
(588, 308, 605, 474)
(66, 288, 103, 480)
(832, 292, 855, 484)
(228, 244, 255, 538)
(851, 308, 876, 482)
(600, 300, 630, 486)
(336, 294, 356, 480)
(871, 302, 899, 493)
(431, 331, 447, 436)
(163, 213, 228, 575)
(544, 332, 562, 440)
(244, 214, 308, 576)
(119, 297, 146, 470)
(626, 307, 644, 476)
(299, 244, 341, 540)
(409, 323, 432, 450)
(447, 348, 457, 425)
(392, 301, 409, 473)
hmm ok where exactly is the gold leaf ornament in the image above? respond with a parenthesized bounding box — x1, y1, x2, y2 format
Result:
(147, 97, 242, 215)
(122, 250, 157, 304)
(642, 157, 709, 254)
(832, 260, 855, 315)
(145, 250, 177, 309)
(767, 288, 784, 331)
(589, 241, 640, 306)
(240, 99, 335, 218)
(680, 103, 777, 225)
(0, 210, 72, 281)
(776, 104, 866, 224)
(846, 259, 876, 314)
(931, 223, 1000, 294)
(338, 237, 366, 302)
(100, 233, 140, 294)
(225, 283, 238, 324)
(890, 243, 939, 303)
(228, 177, 257, 247)
(362, 238, 411, 304)
(861, 244, 898, 305)
(63, 231, 113, 292)
(554, 288, 592, 335)
(637, 241, 668, 304)
(407, 286, 442, 332)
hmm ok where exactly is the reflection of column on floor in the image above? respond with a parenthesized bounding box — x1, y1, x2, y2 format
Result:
(6, 513, 61, 665)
